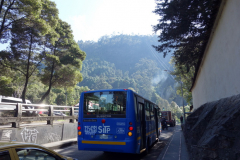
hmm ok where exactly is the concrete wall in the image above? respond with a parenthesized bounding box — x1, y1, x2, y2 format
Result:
(192, 0, 240, 109)
(0, 123, 77, 144)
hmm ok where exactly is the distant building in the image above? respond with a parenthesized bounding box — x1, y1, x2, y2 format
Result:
(191, 0, 240, 110)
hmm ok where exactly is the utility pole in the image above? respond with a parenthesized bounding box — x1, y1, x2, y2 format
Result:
(180, 77, 185, 124)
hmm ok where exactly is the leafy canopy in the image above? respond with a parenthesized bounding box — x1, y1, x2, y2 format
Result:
(153, 0, 221, 73)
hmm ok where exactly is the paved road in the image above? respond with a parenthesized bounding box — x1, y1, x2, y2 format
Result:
(55, 126, 175, 160)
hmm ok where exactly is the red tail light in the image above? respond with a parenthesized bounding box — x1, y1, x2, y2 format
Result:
(129, 126, 133, 131)
(102, 119, 106, 123)
(129, 122, 132, 125)
(78, 126, 81, 130)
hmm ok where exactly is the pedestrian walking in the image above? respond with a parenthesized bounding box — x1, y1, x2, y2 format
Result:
(180, 116, 183, 123)
(180, 116, 183, 130)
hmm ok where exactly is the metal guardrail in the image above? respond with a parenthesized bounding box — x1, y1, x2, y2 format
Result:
(0, 103, 79, 128)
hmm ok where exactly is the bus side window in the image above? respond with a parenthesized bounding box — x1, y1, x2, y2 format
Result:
(151, 104, 155, 120)
(134, 96, 138, 121)
(145, 102, 150, 121)
(139, 103, 143, 122)
(149, 103, 151, 120)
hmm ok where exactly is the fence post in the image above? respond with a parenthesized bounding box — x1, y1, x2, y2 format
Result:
(12, 103, 22, 128)
(47, 105, 53, 125)
(69, 106, 75, 123)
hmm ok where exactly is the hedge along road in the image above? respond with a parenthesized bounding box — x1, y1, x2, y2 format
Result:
(54, 126, 175, 160)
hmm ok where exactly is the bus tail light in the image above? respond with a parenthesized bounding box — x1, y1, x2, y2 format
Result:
(129, 126, 133, 131)
(128, 132, 132, 136)
(78, 122, 81, 136)
(129, 122, 132, 125)
(101, 119, 106, 123)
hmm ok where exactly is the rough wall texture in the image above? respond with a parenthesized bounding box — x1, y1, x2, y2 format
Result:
(0, 123, 77, 144)
(184, 94, 240, 160)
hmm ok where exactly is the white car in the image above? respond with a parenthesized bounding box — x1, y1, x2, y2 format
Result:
(53, 111, 67, 116)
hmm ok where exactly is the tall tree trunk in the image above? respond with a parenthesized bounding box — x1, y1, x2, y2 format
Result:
(22, 34, 32, 103)
(38, 54, 55, 103)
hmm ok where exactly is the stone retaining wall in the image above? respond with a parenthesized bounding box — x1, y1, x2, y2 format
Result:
(184, 94, 240, 160)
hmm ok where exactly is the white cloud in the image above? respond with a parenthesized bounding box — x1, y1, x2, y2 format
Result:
(63, 0, 159, 42)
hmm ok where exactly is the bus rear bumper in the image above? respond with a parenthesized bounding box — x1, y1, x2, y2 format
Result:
(78, 139, 137, 153)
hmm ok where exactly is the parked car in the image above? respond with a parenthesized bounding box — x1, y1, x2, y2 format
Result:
(0, 141, 77, 160)
(0, 95, 34, 117)
(53, 111, 67, 116)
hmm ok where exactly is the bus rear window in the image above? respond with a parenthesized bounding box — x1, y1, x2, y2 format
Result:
(83, 91, 127, 118)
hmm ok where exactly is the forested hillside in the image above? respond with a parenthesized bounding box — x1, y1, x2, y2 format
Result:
(77, 35, 186, 113)
(0, 1, 187, 119)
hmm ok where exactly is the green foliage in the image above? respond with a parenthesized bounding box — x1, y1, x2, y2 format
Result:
(153, 0, 221, 79)
(39, 19, 86, 103)
(152, 0, 221, 104)
(0, 0, 42, 42)
(0, 0, 59, 102)
(0, 0, 85, 105)
(0, 76, 13, 96)
(79, 35, 185, 106)
(78, 35, 171, 73)
(55, 93, 65, 105)
(170, 57, 194, 105)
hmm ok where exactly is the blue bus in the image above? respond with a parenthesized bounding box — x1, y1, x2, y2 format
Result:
(77, 89, 161, 154)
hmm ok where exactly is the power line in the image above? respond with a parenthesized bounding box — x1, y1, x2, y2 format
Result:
(145, 42, 175, 81)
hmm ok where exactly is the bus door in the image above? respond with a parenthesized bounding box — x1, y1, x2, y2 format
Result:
(137, 97, 146, 150)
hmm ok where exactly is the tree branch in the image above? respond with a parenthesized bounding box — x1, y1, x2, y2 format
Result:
(0, 0, 15, 39)
(0, 61, 26, 76)
(28, 60, 42, 78)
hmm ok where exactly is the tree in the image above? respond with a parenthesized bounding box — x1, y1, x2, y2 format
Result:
(55, 93, 65, 105)
(170, 57, 194, 105)
(1, 0, 59, 103)
(0, 0, 42, 42)
(0, 75, 13, 95)
(64, 86, 89, 106)
(153, 0, 221, 74)
(39, 19, 86, 103)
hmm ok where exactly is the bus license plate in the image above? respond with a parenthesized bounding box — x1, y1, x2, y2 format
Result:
(100, 135, 108, 139)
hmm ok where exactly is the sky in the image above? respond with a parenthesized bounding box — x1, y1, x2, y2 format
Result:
(52, 0, 159, 42)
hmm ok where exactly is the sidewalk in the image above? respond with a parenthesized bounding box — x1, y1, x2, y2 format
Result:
(157, 125, 190, 160)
